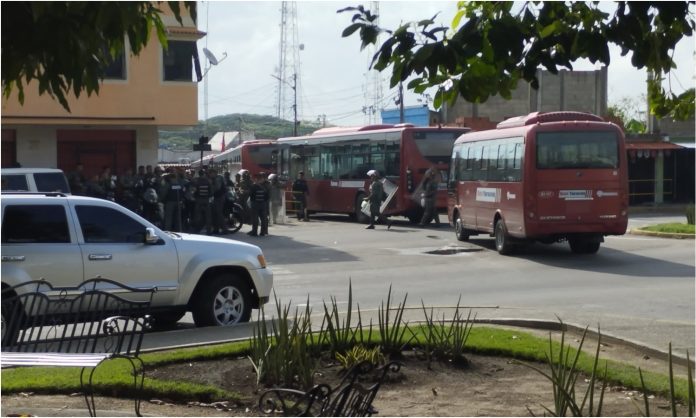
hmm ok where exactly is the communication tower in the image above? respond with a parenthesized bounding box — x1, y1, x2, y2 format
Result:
(275, 2, 303, 122)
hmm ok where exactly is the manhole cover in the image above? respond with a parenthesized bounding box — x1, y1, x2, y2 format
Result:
(425, 246, 483, 255)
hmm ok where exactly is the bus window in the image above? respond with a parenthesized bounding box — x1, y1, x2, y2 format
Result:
(536, 131, 618, 169)
(370, 142, 385, 175)
(384, 142, 400, 177)
(413, 131, 461, 164)
(336, 146, 352, 179)
(320, 147, 336, 179)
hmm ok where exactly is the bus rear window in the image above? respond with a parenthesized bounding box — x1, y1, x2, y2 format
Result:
(413, 132, 460, 163)
(248, 146, 276, 169)
(536, 131, 619, 169)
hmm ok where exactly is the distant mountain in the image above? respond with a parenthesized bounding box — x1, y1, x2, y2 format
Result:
(159, 114, 324, 150)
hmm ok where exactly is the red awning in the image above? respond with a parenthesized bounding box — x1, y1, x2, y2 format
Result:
(626, 142, 684, 150)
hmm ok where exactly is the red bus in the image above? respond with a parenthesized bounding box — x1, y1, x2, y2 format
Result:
(276, 124, 470, 222)
(214, 140, 278, 177)
(447, 111, 628, 255)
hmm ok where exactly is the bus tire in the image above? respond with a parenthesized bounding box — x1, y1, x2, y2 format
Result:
(455, 213, 469, 241)
(569, 239, 600, 254)
(407, 208, 424, 224)
(494, 220, 514, 255)
(354, 193, 370, 224)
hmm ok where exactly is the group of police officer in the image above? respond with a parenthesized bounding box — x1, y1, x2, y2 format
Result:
(68, 164, 276, 235)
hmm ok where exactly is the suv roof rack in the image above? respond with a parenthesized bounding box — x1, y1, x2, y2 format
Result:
(1, 191, 69, 197)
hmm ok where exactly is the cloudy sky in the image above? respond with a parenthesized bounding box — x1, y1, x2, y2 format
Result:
(197, 1, 695, 127)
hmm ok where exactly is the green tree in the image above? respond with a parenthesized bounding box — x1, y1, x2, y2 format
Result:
(1, 1, 196, 111)
(340, 2, 695, 120)
(607, 97, 648, 133)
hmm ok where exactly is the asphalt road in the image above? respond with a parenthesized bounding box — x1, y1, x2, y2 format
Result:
(156, 211, 695, 358)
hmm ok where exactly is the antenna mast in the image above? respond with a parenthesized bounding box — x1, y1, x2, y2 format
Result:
(276, 2, 302, 122)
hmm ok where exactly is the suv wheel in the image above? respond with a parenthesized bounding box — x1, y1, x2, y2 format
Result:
(192, 274, 252, 327)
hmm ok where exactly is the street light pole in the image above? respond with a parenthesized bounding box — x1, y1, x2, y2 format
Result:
(293, 73, 298, 136)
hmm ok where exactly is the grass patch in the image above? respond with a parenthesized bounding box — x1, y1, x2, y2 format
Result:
(640, 223, 695, 234)
(2, 325, 691, 404)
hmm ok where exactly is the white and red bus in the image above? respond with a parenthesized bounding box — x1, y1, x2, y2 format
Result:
(276, 124, 470, 222)
(447, 111, 628, 255)
(214, 140, 278, 177)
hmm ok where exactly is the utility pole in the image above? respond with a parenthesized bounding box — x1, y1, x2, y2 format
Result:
(293, 73, 298, 136)
(399, 82, 405, 123)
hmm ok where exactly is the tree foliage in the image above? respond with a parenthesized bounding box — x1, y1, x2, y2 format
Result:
(607, 97, 648, 134)
(339, 2, 695, 120)
(1, 1, 196, 112)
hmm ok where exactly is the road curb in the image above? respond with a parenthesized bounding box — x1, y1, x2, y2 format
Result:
(629, 228, 695, 239)
(472, 318, 694, 369)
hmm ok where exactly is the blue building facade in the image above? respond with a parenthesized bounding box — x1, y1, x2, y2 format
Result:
(381, 105, 431, 126)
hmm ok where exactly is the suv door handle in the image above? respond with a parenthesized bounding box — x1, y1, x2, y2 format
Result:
(1, 255, 26, 262)
(88, 254, 113, 261)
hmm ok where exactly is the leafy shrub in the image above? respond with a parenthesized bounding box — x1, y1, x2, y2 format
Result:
(336, 345, 385, 371)
(419, 296, 475, 368)
(248, 293, 317, 390)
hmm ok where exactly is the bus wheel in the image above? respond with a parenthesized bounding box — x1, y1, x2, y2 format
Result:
(455, 214, 469, 241)
(494, 220, 514, 255)
(569, 239, 600, 254)
(355, 193, 370, 224)
(407, 208, 424, 224)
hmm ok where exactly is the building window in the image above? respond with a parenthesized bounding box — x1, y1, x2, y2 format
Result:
(103, 49, 126, 80)
(163, 40, 196, 82)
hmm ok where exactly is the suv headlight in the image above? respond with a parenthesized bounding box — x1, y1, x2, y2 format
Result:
(257, 254, 267, 268)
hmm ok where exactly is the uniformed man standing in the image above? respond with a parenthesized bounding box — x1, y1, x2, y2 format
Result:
(209, 168, 226, 234)
(193, 170, 213, 235)
(292, 171, 309, 221)
(248, 172, 269, 236)
(419, 168, 441, 226)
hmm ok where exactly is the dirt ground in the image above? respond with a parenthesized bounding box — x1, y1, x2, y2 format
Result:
(1, 328, 691, 417)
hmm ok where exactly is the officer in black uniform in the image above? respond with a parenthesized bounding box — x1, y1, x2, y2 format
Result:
(193, 170, 213, 235)
(248, 172, 270, 236)
(292, 171, 309, 221)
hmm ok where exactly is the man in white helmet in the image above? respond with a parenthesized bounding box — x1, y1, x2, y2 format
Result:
(363, 170, 391, 230)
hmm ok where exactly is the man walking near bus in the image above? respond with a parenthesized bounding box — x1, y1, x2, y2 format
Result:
(292, 171, 309, 221)
(364, 170, 391, 230)
(419, 168, 441, 226)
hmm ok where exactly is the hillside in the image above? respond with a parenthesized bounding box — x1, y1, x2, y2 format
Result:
(159, 114, 323, 150)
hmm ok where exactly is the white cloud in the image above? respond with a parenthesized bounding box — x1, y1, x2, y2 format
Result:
(198, 1, 695, 127)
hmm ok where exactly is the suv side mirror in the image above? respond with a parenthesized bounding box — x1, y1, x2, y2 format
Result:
(145, 227, 159, 244)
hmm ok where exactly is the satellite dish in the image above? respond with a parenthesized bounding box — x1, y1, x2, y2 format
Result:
(203, 48, 219, 66)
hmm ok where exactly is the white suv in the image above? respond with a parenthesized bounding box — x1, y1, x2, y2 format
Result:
(1, 192, 273, 328)
(1, 168, 71, 193)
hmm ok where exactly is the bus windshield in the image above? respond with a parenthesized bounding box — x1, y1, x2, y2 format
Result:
(536, 131, 619, 169)
(247, 146, 276, 170)
(413, 131, 461, 164)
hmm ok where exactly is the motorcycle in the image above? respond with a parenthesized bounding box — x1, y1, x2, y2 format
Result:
(224, 189, 245, 233)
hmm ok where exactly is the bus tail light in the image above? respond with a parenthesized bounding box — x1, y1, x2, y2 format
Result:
(406, 167, 414, 192)
(526, 193, 536, 218)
